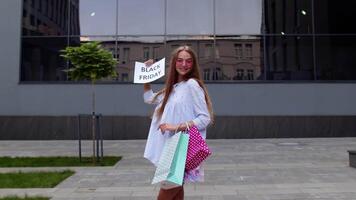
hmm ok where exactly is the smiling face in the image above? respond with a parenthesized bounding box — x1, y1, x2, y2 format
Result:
(175, 50, 193, 80)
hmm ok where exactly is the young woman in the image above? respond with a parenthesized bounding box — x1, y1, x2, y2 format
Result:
(143, 46, 214, 200)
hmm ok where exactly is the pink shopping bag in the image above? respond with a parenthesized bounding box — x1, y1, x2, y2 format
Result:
(185, 125, 212, 171)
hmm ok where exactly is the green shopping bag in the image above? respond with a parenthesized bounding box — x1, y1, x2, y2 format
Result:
(151, 132, 189, 189)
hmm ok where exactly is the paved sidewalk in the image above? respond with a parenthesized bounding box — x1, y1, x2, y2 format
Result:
(0, 138, 356, 200)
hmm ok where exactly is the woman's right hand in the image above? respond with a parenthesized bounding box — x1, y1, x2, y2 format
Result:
(143, 59, 154, 92)
(144, 59, 154, 67)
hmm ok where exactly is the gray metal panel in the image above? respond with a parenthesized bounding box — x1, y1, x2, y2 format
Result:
(0, 83, 354, 116)
(1, 116, 355, 139)
(0, 0, 22, 115)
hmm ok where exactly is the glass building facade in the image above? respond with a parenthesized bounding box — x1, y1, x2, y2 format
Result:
(20, 0, 356, 82)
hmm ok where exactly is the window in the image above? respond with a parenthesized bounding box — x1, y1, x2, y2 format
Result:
(43, 0, 48, 17)
(247, 69, 254, 80)
(205, 44, 213, 58)
(143, 47, 150, 60)
(234, 69, 244, 80)
(121, 73, 129, 82)
(212, 67, 222, 80)
(215, 45, 220, 59)
(23, 9, 27, 18)
(48, 0, 53, 20)
(108, 48, 115, 57)
(123, 48, 130, 64)
(234, 44, 243, 59)
(245, 44, 252, 60)
(30, 15, 35, 26)
(153, 47, 160, 61)
(203, 69, 211, 81)
(38, 0, 42, 12)
(116, 48, 120, 60)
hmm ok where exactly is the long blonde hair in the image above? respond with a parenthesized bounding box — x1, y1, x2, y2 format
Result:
(153, 46, 214, 124)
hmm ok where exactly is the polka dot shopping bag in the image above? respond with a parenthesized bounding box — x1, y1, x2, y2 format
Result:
(185, 124, 212, 171)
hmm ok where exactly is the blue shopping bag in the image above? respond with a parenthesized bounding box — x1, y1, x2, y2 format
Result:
(151, 132, 189, 189)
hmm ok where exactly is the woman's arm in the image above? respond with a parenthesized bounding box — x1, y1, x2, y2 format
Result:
(143, 83, 151, 92)
(187, 79, 211, 130)
(143, 59, 154, 93)
(142, 59, 162, 104)
(158, 121, 194, 133)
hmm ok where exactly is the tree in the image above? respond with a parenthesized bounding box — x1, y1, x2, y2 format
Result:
(61, 41, 117, 164)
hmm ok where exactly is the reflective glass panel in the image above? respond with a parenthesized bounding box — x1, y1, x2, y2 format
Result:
(265, 36, 314, 80)
(68, 36, 117, 81)
(166, 36, 215, 81)
(21, 37, 68, 81)
(115, 36, 165, 82)
(117, 0, 165, 35)
(216, 36, 263, 81)
(314, 0, 356, 34)
(264, 0, 312, 34)
(216, 0, 262, 35)
(20, 0, 356, 83)
(74, 0, 116, 36)
(316, 36, 356, 80)
(166, 0, 214, 35)
(22, 0, 69, 36)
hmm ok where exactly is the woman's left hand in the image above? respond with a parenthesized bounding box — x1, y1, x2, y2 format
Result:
(158, 123, 179, 134)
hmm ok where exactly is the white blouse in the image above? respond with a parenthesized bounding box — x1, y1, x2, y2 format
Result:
(143, 78, 211, 166)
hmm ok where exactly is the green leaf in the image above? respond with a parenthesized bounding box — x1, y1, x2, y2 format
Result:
(60, 41, 118, 82)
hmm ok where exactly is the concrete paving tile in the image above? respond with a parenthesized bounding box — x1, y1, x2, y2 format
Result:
(1, 138, 356, 199)
(0, 189, 54, 198)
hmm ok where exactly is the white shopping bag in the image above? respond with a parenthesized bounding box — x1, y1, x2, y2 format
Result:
(152, 132, 189, 189)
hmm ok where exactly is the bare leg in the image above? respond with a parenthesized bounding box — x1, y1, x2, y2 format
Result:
(174, 186, 184, 200)
(157, 186, 184, 200)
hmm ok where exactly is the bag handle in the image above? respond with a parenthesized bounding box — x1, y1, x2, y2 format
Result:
(185, 122, 190, 131)
(174, 125, 180, 134)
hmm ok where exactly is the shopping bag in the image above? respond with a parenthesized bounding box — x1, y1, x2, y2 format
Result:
(151, 132, 189, 189)
(185, 125, 212, 171)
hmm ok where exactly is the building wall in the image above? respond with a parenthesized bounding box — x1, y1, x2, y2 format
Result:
(1, 0, 356, 139)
